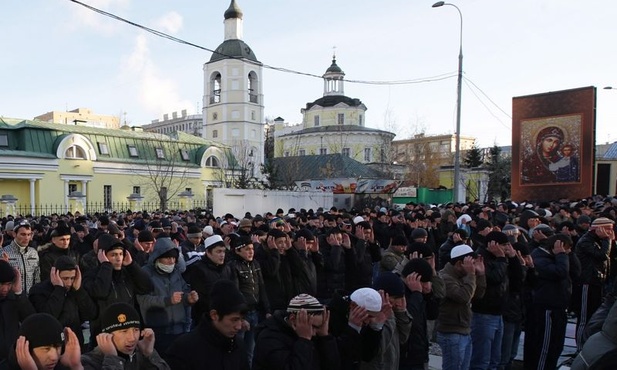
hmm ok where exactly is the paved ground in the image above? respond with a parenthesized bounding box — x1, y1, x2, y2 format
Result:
(428, 319, 578, 370)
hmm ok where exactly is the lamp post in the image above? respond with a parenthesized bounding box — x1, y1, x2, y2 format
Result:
(432, 1, 463, 203)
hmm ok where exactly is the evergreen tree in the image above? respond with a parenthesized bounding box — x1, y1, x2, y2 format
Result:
(486, 145, 511, 201)
(463, 144, 483, 168)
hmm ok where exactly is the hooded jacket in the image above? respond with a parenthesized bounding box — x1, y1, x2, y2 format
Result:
(571, 299, 617, 370)
(137, 237, 191, 335)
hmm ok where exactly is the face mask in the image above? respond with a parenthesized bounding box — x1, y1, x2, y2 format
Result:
(156, 261, 175, 274)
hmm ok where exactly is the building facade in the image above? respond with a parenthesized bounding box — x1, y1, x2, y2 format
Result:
(274, 57, 395, 165)
(202, 0, 265, 180)
(142, 110, 203, 137)
(0, 118, 230, 215)
(34, 107, 120, 130)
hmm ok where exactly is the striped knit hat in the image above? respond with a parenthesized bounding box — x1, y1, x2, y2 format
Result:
(287, 294, 324, 313)
(591, 217, 615, 228)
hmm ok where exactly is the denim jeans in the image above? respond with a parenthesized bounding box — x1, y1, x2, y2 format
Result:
(437, 332, 472, 370)
(470, 312, 504, 370)
(240, 309, 259, 364)
(499, 320, 521, 370)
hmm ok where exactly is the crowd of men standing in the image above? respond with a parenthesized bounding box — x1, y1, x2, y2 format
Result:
(0, 196, 616, 370)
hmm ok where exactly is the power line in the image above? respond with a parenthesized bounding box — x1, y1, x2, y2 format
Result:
(463, 79, 511, 129)
(463, 76, 512, 119)
(68, 0, 458, 86)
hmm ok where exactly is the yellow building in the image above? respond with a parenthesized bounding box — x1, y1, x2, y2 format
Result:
(274, 57, 395, 164)
(34, 107, 121, 130)
(0, 118, 231, 216)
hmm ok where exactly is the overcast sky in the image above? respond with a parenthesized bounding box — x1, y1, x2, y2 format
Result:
(1, 0, 616, 148)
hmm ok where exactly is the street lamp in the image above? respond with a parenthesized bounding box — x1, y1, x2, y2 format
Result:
(432, 1, 463, 203)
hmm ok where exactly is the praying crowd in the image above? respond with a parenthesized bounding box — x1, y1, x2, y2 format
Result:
(0, 196, 616, 370)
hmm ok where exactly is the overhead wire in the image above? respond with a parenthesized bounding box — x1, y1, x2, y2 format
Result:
(68, 0, 457, 86)
(463, 78, 511, 129)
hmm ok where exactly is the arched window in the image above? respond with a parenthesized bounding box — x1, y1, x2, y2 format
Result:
(248, 72, 258, 103)
(205, 156, 220, 168)
(211, 72, 222, 104)
(65, 145, 86, 159)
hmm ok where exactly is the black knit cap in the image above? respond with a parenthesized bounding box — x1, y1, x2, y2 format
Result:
(54, 256, 77, 271)
(97, 233, 125, 252)
(374, 271, 405, 297)
(485, 231, 509, 245)
(0, 260, 15, 283)
(210, 279, 247, 317)
(294, 228, 315, 241)
(401, 258, 433, 282)
(137, 230, 155, 243)
(50, 225, 72, 238)
(100, 302, 141, 333)
(18, 313, 64, 350)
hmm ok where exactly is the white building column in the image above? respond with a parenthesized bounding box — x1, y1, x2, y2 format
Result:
(81, 181, 88, 197)
(29, 179, 36, 215)
(64, 180, 70, 213)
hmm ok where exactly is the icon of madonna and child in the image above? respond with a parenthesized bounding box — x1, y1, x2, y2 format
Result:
(521, 124, 580, 185)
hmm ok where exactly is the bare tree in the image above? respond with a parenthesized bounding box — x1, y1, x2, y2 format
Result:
(131, 140, 193, 210)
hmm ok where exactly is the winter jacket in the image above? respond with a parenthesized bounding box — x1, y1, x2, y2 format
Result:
(83, 260, 154, 337)
(530, 248, 576, 310)
(575, 231, 612, 285)
(293, 248, 323, 297)
(0, 293, 35, 363)
(438, 236, 463, 270)
(437, 263, 486, 335)
(37, 243, 80, 282)
(571, 298, 617, 370)
(253, 313, 340, 370)
(380, 246, 404, 272)
(181, 254, 235, 324)
(165, 318, 250, 370)
(3, 240, 40, 294)
(137, 239, 192, 335)
(327, 292, 382, 370)
(471, 246, 523, 315)
(28, 280, 97, 349)
(360, 310, 412, 370)
(254, 244, 288, 311)
(583, 292, 616, 345)
(344, 237, 381, 292)
(229, 254, 270, 314)
(316, 238, 347, 301)
(82, 346, 169, 370)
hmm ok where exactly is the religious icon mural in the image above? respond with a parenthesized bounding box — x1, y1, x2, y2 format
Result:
(520, 115, 581, 185)
(511, 86, 595, 202)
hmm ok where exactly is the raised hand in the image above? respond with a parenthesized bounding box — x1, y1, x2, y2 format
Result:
(296, 237, 307, 251)
(341, 233, 352, 249)
(96, 333, 117, 356)
(266, 236, 278, 250)
(404, 272, 423, 292)
(12, 267, 22, 294)
(326, 234, 340, 247)
(133, 239, 145, 252)
(523, 254, 534, 268)
(15, 336, 37, 370)
(462, 256, 475, 275)
(348, 305, 369, 328)
(293, 309, 314, 340)
(370, 290, 393, 325)
(60, 328, 83, 369)
(138, 329, 155, 357)
(1, 250, 8, 262)
(50, 267, 64, 287)
(97, 249, 109, 263)
(553, 239, 566, 254)
(474, 255, 485, 275)
(122, 249, 133, 266)
(315, 309, 330, 336)
(487, 241, 505, 258)
(72, 265, 82, 291)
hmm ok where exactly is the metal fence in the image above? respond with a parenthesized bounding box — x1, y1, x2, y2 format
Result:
(10, 200, 210, 217)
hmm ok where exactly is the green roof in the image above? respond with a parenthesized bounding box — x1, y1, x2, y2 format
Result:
(0, 117, 229, 165)
(269, 154, 386, 188)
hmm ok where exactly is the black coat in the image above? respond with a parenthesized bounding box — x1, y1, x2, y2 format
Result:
(37, 243, 80, 282)
(253, 313, 340, 370)
(229, 255, 270, 314)
(83, 261, 154, 337)
(316, 238, 347, 301)
(28, 280, 97, 349)
(575, 231, 611, 286)
(0, 293, 35, 363)
(182, 256, 235, 324)
(165, 318, 250, 370)
(344, 238, 381, 292)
